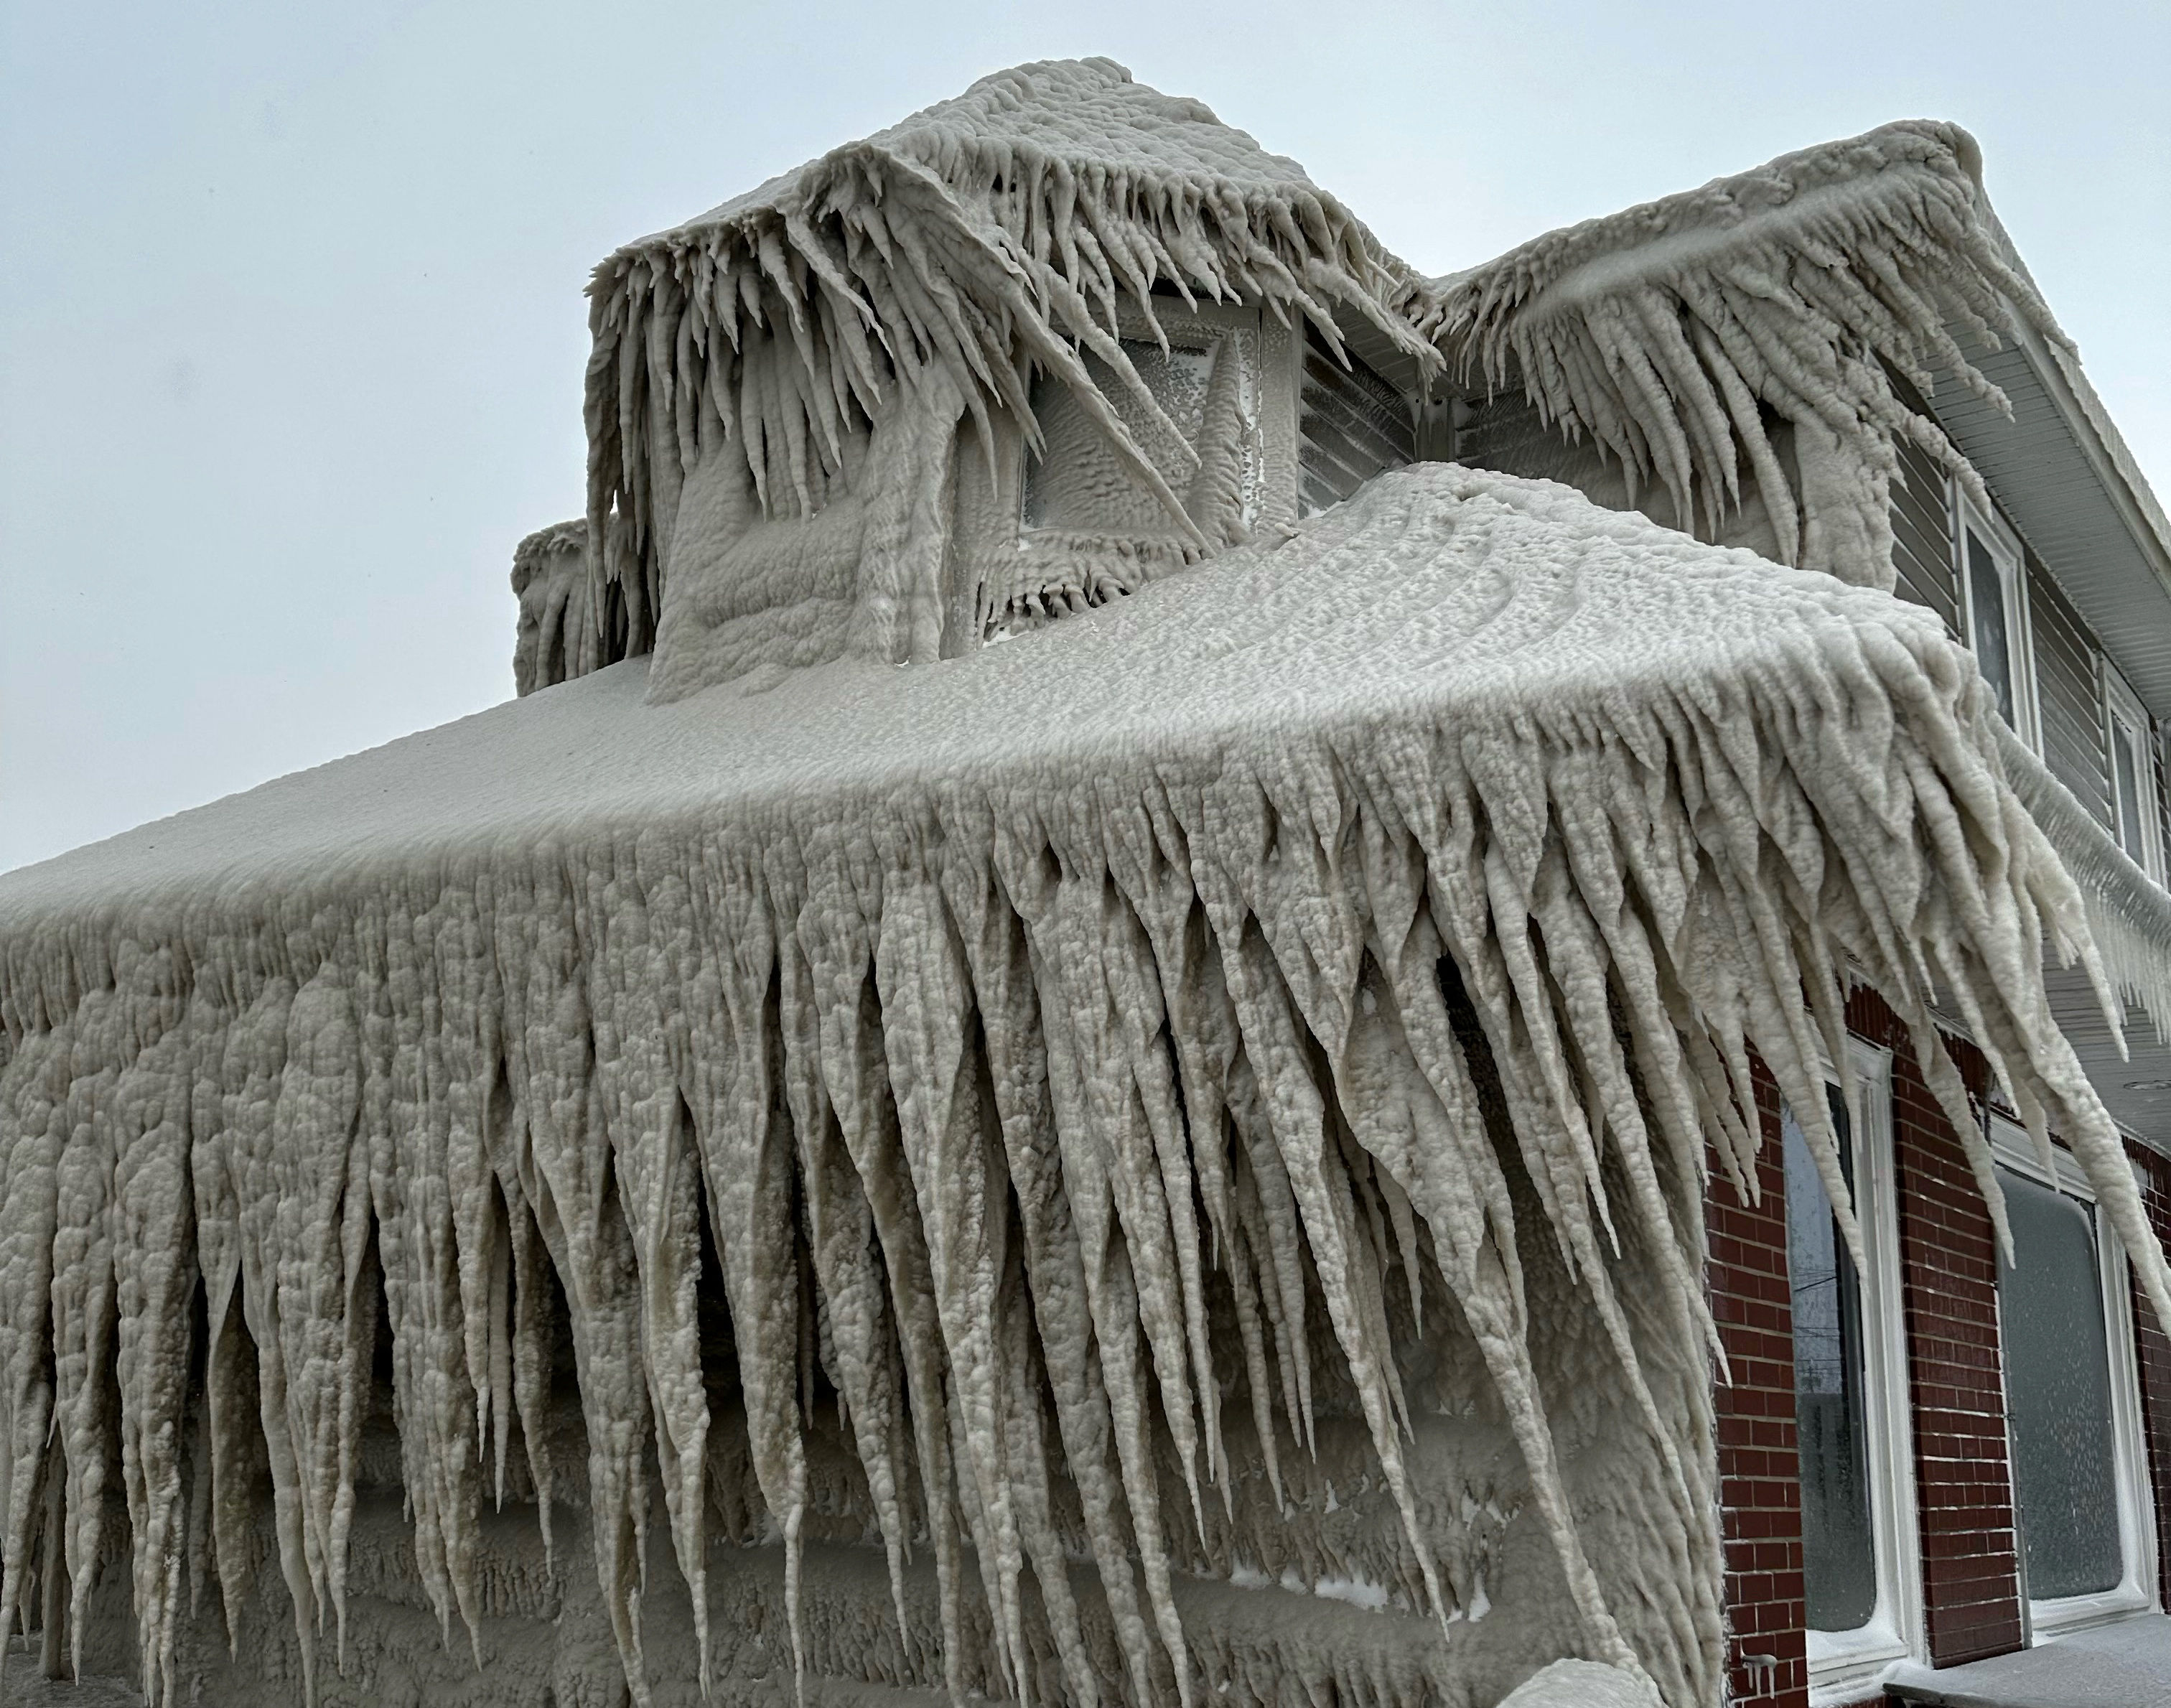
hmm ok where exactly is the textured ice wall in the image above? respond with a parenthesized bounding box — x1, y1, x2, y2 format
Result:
(4, 466, 2162, 1708)
(512, 521, 598, 697)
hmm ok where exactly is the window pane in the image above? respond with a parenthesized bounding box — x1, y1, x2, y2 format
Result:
(1967, 529, 2016, 726)
(1998, 1165, 2123, 1600)
(2114, 721, 2146, 859)
(1024, 338, 1223, 537)
(1786, 1091, 1877, 1630)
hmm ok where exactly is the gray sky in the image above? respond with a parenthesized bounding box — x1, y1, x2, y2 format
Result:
(4, 0, 2165, 874)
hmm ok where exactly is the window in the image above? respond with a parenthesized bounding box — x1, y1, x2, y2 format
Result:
(2104, 666, 2162, 881)
(1955, 491, 2038, 751)
(985, 297, 1297, 637)
(1020, 301, 1271, 549)
(1989, 1116, 2158, 1633)
(1783, 1045, 1923, 1695)
(1788, 1087, 1875, 1629)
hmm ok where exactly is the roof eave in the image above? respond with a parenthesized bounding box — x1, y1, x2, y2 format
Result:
(1927, 205, 2171, 716)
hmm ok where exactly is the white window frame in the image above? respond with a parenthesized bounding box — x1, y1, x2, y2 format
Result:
(1803, 1041, 1926, 1704)
(2103, 663, 2164, 882)
(1986, 1115, 2160, 1638)
(1953, 485, 2040, 754)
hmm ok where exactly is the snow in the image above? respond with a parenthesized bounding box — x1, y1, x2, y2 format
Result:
(3, 462, 2162, 1707)
(1886, 1611, 2171, 1707)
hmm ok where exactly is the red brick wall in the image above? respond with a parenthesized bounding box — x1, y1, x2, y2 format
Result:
(1844, 989, 2025, 1666)
(1707, 1063, 1809, 1708)
(2129, 1141, 2171, 1607)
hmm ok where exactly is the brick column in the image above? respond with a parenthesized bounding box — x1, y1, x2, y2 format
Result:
(1707, 1062, 1808, 1708)
(1845, 989, 2024, 1666)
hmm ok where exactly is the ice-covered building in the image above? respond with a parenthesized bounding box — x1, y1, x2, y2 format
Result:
(6, 57, 2171, 1708)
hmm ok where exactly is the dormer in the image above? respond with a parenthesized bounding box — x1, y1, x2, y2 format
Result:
(540, 58, 1437, 704)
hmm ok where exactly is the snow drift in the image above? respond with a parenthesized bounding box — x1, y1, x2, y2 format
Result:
(3, 465, 2163, 1707)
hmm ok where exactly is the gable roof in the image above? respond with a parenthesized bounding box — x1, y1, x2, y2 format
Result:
(1423, 121, 2065, 589)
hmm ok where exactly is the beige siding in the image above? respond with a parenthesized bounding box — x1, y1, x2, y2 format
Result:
(1890, 434, 1960, 634)
(1451, 383, 1620, 497)
(1298, 325, 1414, 515)
(2030, 551, 2114, 829)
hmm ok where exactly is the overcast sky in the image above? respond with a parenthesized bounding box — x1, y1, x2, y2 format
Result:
(3, 0, 2165, 874)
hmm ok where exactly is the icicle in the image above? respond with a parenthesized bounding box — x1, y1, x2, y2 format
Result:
(1427, 119, 2065, 591)
(1, 462, 2165, 1708)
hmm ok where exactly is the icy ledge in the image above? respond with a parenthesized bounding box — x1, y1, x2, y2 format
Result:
(1, 465, 2159, 1708)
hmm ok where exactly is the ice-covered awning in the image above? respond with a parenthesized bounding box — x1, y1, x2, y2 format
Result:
(4, 466, 2163, 1707)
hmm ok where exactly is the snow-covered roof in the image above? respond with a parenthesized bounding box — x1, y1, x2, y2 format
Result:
(0, 464, 2051, 935)
(7, 464, 2167, 1707)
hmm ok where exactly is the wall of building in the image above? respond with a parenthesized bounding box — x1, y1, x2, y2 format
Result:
(1710, 989, 2171, 1706)
(1707, 1068, 1812, 1708)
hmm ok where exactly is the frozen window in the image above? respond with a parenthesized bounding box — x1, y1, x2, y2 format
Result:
(1998, 1165, 2123, 1600)
(2104, 667, 2161, 880)
(1785, 1090, 1877, 1631)
(1956, 495, 2033, 749)
(1021, 314, 1264, 546)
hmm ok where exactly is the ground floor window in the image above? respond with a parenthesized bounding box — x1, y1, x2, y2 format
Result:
(1999, 1164, 2124, 1598)
(1786, 1086, 1876, 1628)
(1783, 1044, 1923, 1691)
(1989, 1116, 2159, 1630)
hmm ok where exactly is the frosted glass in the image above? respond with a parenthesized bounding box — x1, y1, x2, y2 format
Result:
(1967, 529, 2016, 727)
(2114, 724, 2146, 858)
(1786, 1091, 1877, 1631)
(1998, 1165, 2123, 1600)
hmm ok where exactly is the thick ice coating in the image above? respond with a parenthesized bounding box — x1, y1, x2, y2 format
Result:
(4, 465, 2164, 1707)
(571, 61, 2060, 714)
(1426, 121, 2060, 590)
(580, 56, 1434, 674)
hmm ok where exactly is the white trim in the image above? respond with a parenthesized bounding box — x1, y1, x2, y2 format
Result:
(1803, 1042, 1926, 1702)
(1986, 1116, 2161, 1637)
(1954, 482, 2042, 755)
(2103, 661, 2164, 882)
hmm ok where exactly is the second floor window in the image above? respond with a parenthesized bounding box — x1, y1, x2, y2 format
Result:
(1989, 1114, 2157, 1633)
(2103, 666, 2162, 880)
(1956, 491, 2038, 751)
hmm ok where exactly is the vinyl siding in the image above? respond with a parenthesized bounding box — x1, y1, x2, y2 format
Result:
(1297, 325, 1414, 515)
(1450, 383, 1620, 498)
(1891, 434, 1960, 635)
(2030, 551, 2114, 830)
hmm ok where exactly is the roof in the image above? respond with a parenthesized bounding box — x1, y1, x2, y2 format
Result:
(0, 463, 1921, 938)
(1424, 121, 2063, 592)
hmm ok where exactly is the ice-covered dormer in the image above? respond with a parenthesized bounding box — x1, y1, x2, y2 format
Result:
(549, 57, 1436, 701)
